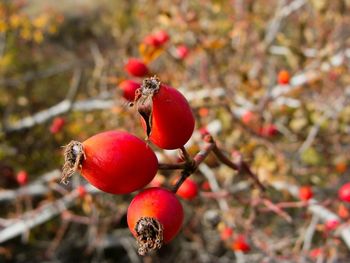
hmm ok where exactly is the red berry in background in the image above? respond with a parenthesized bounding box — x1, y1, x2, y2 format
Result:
(325, 219, 339, 231)
(339, 183, 350, 202)
(77, 185, 87, 198)
(277, 70, 290, 85)
(153, 30, 169, 45)
(50, 117, 65, 134)
(118, 80, 141, 102)
(309, 248, 323, 259)
(258, 124, 278, 137)
(62, 130, 158, 194)
(125, 58, 149, 77)
(176, 178, 198, 200)
(16, 170, 28, 186)
(231, 235, 250, 252)
(201, 181, 211, 191)
(127, 187, 184, 255)
(335, 161, 347, 173)
(299, 186, 313, 201)
(220, 227, 234, 241)
(338, 204, 350, 219)
(137, 77, 195, 150)
(241, 111, 254, 124)
(176, 44, 189, 60)
(143, 34, 161, 47)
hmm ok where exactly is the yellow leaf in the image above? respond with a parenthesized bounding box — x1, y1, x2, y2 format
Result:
(33, 30, 44, 44)
(0, 20, 8, 33)
(139, 43, 163, 64)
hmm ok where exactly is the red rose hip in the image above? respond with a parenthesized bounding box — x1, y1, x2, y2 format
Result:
(136, 77, 195, 150)
(125, 58, 149, 77)
(16, 170, 28, 186)
(299, 186, 313, 201)
(278, 70, 290, 85)
(176, 178, 198, 200)
(339, 183, 350, 202)
(118, 80, 141, 102)
(127, 187, 184, 255)
(62, 130, 158, 194)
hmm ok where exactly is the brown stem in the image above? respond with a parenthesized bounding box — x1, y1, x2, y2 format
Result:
(158, 162, 186, 170)
(179, 146, 191, 163)
(209, 135, 265, 192)
(172, 143, 215, 193)
(172, 170, 191, 193)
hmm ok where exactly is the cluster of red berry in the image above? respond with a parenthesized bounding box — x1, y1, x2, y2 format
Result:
(62, 76, 195, 255)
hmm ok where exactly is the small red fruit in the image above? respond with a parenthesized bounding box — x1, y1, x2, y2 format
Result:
(339, 183, 350, 202)
(153, 30, 169, 45)
(137, 77, 195, 150)
(16, 170, 28, 186)
(127, 187, 184, 255)
(220, 227, 234, 241)
(325, 219, 339, 231)
(62, 130, 158, 194)
(125, 58, 149, 77)
(277, 70, 290, 85)
(176, 178, 198, 200)
(241, 111, 254, 124)
(338, 204, 350, 219)
(77, 185, 87, 198)
(299, 186, 313, 201)
(258, 124, 278, 137)
(335, 161, 347, 173)
(118, 80, 141, 102)
(143, 34, 161, 47)
(201, 181, 211, 191)
(50, 117, 65, 134)
(309, 248, 323, 259)
(176, 45, 189, 60)
(231, 235, 250, 252)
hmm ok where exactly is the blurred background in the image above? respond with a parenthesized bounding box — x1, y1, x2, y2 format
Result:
(0, 0, 350, 262)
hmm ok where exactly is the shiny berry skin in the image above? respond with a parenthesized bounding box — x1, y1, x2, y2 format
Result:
(62, 131, 158, 194)
(125, 58, 149, 77)
(299, 186, 313, 201)
(278, 70, 290, 85)
(176, 44, 189, 60)
(138, 77, 195, 150)
(118, 80, 141, 102)
(127, 187, 184, 255)
(231, 235, 250, 252)
(176, 178, 198, 200)
(16, 170, 28, 185)
(339, 183, 350, 202)
(50, 117, 65, 134)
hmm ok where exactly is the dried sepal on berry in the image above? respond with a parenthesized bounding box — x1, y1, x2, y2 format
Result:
(62, 140, 86, 184)
(135, 217, 164, 255)
(136, 76, 161, 139)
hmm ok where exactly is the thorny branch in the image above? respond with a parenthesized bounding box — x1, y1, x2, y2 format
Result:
(159, 133, 265, 193)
